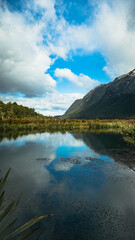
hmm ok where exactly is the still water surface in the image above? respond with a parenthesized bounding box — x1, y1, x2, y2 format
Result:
(0, 132, 135, 240)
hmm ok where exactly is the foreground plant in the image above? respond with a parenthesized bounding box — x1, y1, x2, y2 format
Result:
(0, 169, 52, 240)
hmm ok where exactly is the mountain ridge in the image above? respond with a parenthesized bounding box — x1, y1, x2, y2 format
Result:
(62, 69, 135, 119)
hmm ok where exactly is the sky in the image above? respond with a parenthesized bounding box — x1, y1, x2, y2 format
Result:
(0, 0, 135, 116)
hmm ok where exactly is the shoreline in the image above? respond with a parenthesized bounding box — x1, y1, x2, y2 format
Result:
(0, 118, 135, 145)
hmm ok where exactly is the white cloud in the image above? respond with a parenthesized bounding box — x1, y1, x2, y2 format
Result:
(48, 22, 97, 59)
(94, 1, 135, 77)
(30, 0, 56, 22)
(0, 3, 56, 97)
(0, 0, 98, 98)
(50, 0, 135, 77)
(55, 68, 99, 89)
(103, 65, 118, 79)
(34, 0, 55, 9)
(0, 91, 83, 116)
(0, 0, 135, 115)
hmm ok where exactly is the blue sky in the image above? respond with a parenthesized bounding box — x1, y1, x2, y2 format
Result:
(0, 0, 135, 116)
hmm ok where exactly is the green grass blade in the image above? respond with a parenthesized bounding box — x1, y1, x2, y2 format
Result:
(0, 219, 17, 240)
(5, 214, 53, 240)
(0, 177, 2, 184)
(0, 194, 22, 230)
(0, 169, 53, 240)
(0, 169, 11, 195)
(16, 227, 40, 240)
(0, 191, 5, 209)
(0, 201, 16, 223)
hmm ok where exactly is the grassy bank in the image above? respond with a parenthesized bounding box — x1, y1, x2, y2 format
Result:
(0, 118, 135, 144)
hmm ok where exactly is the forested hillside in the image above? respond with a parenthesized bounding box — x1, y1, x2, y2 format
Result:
(0, 101, 43, 119)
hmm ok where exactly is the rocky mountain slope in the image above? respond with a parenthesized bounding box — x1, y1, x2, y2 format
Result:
(62, 69, 135, 119)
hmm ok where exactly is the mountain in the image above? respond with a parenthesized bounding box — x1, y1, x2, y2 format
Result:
(62, 69, 135, 119)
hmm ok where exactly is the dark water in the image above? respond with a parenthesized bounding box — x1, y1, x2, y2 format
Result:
(0, 131, 135, 240)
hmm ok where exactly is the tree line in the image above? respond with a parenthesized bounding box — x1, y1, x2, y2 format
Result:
(0, 100, 43, 119)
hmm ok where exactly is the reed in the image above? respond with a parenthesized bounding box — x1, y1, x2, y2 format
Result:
(0, 169, 53, 240)
(0, 118, 135, 144)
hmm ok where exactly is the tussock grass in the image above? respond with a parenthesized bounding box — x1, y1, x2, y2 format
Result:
(0, 169, 53, 240)
(0, 118, 135, 144)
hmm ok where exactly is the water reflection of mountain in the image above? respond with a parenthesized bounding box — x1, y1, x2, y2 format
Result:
(72, 132, 135, 170)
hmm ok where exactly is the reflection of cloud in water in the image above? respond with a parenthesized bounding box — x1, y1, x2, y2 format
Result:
(54, 147, 102, 172)
(1, 132, 84, 148)
(1, 132, 135, 239)
(0, 132, 87, 200)
(0, 132, 87, 175)
(55, 161, 74, 171)
(54, 155, 113, 172)
(44, 132, 84, 147)
(0, 143, 53, 201)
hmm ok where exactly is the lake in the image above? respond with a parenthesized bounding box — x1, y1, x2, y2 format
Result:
(0, 131, 135, 240)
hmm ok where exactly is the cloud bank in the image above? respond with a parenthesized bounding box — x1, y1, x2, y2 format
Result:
(0, 91, 83, 116)
(0, 0, 135, 115)
(0, 2, 57, 97)
(51, 0, 135, 77)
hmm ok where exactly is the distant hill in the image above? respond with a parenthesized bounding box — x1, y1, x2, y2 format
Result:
(62, 69, 135, 119)
(0, 101, 43, 119)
